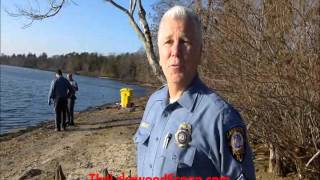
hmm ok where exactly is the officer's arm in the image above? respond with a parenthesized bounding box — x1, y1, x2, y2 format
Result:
(74, 81, 79, 91)
(48, 80, 55, 104)
(67, 79, 75, 95)
(214, 107, 256, 180)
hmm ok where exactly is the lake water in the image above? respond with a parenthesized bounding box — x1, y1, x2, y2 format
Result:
(0, 65, 146, 134)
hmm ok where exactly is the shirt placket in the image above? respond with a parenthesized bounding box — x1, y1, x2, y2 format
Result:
(146, 104, 172, 176)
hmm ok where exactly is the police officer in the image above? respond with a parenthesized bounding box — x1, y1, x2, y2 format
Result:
(134, 6, 256, 180)
(66, 73, 78, 126)
(48, 69, 74, 131)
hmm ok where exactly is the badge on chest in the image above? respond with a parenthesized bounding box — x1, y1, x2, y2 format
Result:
(175, 122, 192, 148)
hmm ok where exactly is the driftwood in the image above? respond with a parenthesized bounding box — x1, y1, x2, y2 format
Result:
(54, 164, 66, 180)
(101, 167, 117, 180)
(18, 168, 42, 180)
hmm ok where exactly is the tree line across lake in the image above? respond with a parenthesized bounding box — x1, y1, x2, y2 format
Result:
(0, 51, 160, 85)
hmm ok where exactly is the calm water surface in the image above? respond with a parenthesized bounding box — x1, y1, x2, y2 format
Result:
(0, 65, 146, 134)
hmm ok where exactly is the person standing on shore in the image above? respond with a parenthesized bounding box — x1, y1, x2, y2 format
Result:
(48, 69, 74, 131)
(134, 6, 255, 179)
(66, 73, 78, 126)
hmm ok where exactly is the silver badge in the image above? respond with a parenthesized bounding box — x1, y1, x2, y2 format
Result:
(175, 122, 192, 148)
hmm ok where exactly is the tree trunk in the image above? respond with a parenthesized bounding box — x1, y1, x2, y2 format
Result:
(268, 143, 285, 176)
(107, 0, 165, 84)
(274, 147, 285, 176)
(268, 143, 276, 173)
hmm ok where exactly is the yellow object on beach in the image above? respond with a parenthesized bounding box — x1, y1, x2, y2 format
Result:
(120, 88, 133, 108)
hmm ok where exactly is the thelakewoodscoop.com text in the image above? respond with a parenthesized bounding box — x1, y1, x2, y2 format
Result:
(88, 173, 230, 180)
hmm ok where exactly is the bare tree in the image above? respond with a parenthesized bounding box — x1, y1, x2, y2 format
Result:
(197, 0, 320, 178)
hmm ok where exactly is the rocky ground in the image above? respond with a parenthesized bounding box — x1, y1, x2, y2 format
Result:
(0, 97, 298, 180)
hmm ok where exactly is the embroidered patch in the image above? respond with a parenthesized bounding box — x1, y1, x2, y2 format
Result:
(140, 121, 150, 129)
(175, 122, 192, 148)
(227, 127, 245, 162)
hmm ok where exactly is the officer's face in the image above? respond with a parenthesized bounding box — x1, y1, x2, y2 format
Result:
(158, 17, 201, 87)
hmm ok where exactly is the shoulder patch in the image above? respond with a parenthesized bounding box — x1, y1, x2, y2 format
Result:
(226, 127, 245, 162)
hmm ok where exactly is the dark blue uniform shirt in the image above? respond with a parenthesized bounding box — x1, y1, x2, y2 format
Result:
(48, 76, 73, 103)
(134, 77, 255, 180)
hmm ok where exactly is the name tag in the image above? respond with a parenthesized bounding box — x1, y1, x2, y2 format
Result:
(140, 122, 150, 129)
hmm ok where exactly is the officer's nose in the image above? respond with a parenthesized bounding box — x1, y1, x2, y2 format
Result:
(170, 40, 182, 58)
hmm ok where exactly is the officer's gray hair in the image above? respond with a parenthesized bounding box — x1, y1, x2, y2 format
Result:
(158, 6, 202, 45)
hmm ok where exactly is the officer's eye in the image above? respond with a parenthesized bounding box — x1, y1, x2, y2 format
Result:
(164, 39, 173, 45)
(181, 39, 191, 45)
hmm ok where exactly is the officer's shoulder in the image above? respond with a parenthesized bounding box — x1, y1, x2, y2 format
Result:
(200, 86, 244, 126)
(147, 84, 166, 101)
(207, 91, 239, 116)
(142, 85, 165, 110)
(51, 79, 57, 85)
(62, 76, 68, 81)
(156, 84, 166, 91)
(198, 86, 230, 111)
(62, 76, 70, 83)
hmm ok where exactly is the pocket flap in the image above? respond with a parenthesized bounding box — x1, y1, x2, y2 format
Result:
(134, 133, 151, 144)
(179, 146, 196, 167)
(133, 122, 153, 144)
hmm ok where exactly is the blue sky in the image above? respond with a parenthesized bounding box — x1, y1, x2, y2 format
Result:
(1, 0, 157, 56)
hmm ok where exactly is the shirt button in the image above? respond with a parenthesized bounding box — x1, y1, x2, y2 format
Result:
(172, 155, 177, 160)
(149, 164, 152, 168)
(156, 137, 159, 141)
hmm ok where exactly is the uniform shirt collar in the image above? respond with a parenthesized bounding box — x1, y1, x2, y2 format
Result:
(156, 75, 204, 112)
(156, 85, 169, 102)
(177, 75, 204, 112)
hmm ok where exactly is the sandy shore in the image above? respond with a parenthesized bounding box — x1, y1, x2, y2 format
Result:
(0, 96, 298, 180)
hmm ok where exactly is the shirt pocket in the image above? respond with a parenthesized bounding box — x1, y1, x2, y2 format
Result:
(134, 123, 153, 176)
(177, 146, 196, 168)
(176, 146, 197, 176)
(159, 145, 196, 176)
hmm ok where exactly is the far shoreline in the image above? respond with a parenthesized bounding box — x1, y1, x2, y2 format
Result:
(0, 64, 161, 88)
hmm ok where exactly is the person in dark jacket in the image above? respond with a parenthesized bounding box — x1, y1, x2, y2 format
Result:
(66, 73, 78, 126)
(48, 69, 74, 131)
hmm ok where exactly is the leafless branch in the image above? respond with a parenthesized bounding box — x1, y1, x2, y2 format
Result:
(306, 150, 320, 168)
(129, 0, 137, 15)
(6, 0, 66, 28)
(105, 0, 130, 16)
